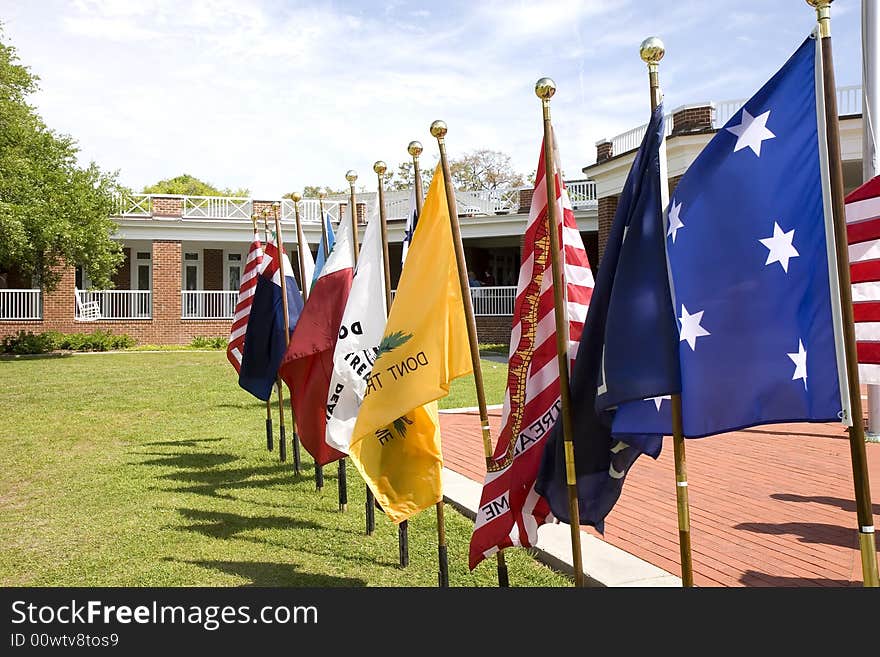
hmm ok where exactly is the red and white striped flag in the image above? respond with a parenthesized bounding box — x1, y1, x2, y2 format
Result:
(468, 137, 594, 569)
(226, 231, 263, 372)
(847, 176, 880, 384)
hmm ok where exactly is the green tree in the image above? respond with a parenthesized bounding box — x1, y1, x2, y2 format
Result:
(449, 149, 525, 192)
(0, 30, 123, 291)
(300, 185, 347, 198)
(143, 174, 248, 197)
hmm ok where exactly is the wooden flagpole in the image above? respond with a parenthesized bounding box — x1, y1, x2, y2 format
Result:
(257, 211, 275, 454)
(264, 209, 287, 464)
(375, 160, 411, 567)
(288, 192, 309, 476)
(807, 0, 879, 586)
(252, 213, 274, 453)
(639, 37, 695, 587)
(410, 139, 449, 587)
(338, 170, 361, 514)
(431, 120, 509, 587)
(535, 80, 585, 588)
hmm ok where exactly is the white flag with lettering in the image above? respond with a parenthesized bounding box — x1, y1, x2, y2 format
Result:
(325, 200, 386, 453)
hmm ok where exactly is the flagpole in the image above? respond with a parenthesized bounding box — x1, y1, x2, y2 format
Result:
(264, 210, 287, 465)
(410, 139, 449, 588)
(312, 194, 329, 491)
(534, 80, 586, 588)
(430, 120, 510, 588)
(374, 161, 411, 569)
(807, 0, 880, 587)
(287, 193, 306, 475)
(273, 202, 296, 470)
(337, 170, 362, 515)
(639, 37, 695, 588)
(252, 213, 274, 453)
(257, 210, 275, 454)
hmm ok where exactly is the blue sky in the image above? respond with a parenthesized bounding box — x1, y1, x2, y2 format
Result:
(0, 0, 862, 197)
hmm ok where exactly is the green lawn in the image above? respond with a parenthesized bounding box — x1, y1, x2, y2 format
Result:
(0, 352, 565, 587)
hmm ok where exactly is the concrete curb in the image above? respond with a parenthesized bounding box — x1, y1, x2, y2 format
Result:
(442, 468, 682, 587)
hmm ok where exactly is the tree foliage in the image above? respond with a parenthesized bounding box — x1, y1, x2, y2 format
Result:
(449, 149, 525, 192)
(0, 30, 123, 290)
(297, 185, 348, 198)
(143, 174, 248, 197)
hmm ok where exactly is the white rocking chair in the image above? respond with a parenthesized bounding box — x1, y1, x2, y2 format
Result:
(75, 288, 102, 321)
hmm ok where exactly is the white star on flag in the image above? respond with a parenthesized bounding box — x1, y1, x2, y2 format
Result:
(648, 395, 671, 411)
(759, 222, 799, 272)
(726, 108, 776, 156)
(667, 200, 685, 243)
(679, 304, 710, 351)
(787, 340, 808, 389)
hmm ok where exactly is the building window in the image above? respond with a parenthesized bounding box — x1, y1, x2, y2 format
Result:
(184, 252, 199, 261)
(136, 251, 151, 260)
(227, 253, 241, 262)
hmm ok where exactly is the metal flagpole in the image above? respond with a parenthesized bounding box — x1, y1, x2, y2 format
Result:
(430, 120, 510, 587)
(639, 37, 695, 587)
(288, 192, 309, 474)
(337, 170, 361, 514)
(862, 0, 880, 441)
(807, 0, 880, 587)
(252, 213, 274, 453)
(374, 161, 410, 567)
(257, 211, 275, 454)
(410, 139, 449, 587)
(535, 80, 586, 588)
(264, 209, 287, 464)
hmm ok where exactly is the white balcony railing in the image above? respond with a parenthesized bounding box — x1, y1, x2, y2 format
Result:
(75, 290, 151, 320)
(391, 285, 516, 316)
(280, 198, 341, 225)
(565, 180, 598, 209)
(183, 196, 252, 220)
(0, 289, 42, 320)
(607, 84, 863, 158)
(181, 291, 237, 319)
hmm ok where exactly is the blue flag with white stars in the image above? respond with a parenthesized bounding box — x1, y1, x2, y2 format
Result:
(660, 34, 847, 438)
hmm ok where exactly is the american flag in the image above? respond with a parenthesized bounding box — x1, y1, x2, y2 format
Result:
(468, 135, 594, 570)
(226, 232, 263, 371)
(847, 175, 880, 384)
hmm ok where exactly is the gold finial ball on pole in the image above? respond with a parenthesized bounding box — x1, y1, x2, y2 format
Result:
(407, 141, 423, 157)
(345, 170, 358, 185)
(291, 192, 302, 203)
(805, 0, 832, 8)
(639, 36, 665, 65)
(535, 77, 556, 100)
(429, 120, 447, 139)
(373, 161, 387, 176)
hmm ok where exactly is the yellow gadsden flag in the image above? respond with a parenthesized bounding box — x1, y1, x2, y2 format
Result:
(349, 164, 473, 523)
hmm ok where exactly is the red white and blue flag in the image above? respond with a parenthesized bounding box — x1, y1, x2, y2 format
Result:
(846, 176, 880, 384)
(239, 229, 303, 401)
(468, 136, 594, 569)
(280, 218, 355, 466)
(226, 231, 263, 372)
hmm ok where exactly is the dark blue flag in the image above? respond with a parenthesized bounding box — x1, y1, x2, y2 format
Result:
(535, 103, 680, 530)
(658, 35, 847, 438)
(239, 248, 304, 401)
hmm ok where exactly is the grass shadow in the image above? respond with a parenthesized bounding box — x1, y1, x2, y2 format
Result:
(178, 559, 366, 586)
(0, 352, 74, 361)
(141, 437, 225, 447)
(170, 507, 322, 540)
(237, 535, 400, 568)
(137, 452, 240, 469)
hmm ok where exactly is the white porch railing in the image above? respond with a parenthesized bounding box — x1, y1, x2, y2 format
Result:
(112, 193, 152, 216)
(391, 285, 516, 315)
(280, 198, 341, 224)
(0, 289, 42, 320)
(183, 196, 252, 219)
(75, 290, 151, 320)
(565, 180, 598, 209)
(181, 291, 237, 319)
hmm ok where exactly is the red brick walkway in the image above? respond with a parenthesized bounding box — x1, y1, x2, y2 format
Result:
(440, 409, 880, 587)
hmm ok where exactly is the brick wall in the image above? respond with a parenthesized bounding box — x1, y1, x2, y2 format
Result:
(111, 248, 131, 289)
(203, 249, 223, 291)
(475, 315, 512, 345)
(597, 195, 619, 265)
(252, 200, 277, 221)
(596, 140, 613, 162)
(518, 187, 534, 212)
(671, 104, 714, 135)
(152, 196, 183, 217)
